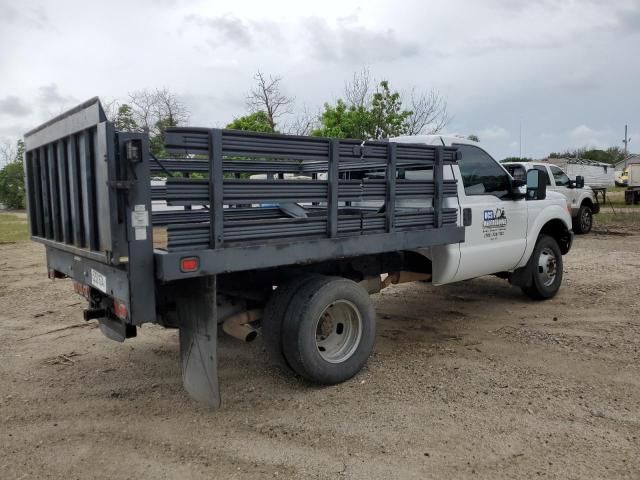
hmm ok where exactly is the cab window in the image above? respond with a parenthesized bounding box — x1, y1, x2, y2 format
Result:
(550, 166, 570, 187)
(456, 144, 510, 198)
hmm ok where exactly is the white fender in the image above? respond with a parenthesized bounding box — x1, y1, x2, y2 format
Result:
(514, 201, 572, 270)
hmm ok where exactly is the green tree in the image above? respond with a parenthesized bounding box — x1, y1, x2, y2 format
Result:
(369, 81, 411, 139)
(16, 139, 25, 161)
(149, 116, 178, 157)
(114, 104, 138, 131)
(312, 80, 413, 140)
(549, 147, 625, 165)
(312, 100, 372, 139)
(0, 140, 26, 209)
(467, 134, 480, 142)
(226, 111, 275, 133)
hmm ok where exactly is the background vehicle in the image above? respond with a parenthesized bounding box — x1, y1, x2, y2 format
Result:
(615, 167, 629, 187)
(624, 164, 640, 204)
(504, 162, 600, 234)
(23, 98, 572, 407)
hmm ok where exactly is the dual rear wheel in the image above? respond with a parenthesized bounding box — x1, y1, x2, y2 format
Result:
(262, 276, 376, 384)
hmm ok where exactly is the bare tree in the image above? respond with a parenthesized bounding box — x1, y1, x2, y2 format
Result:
(102, 98, 120, 122)
(128, 89, 158, 132)
(344, 67, 372, 109)
(153, 88, 189, 127)
(247, 71, 294, 131)
(127, 88, 189, 134)
(341, 68, 450, 135)
(285, 105, 319, 136)
(0, 139, 16, 167)
(404, 88, 450, 135)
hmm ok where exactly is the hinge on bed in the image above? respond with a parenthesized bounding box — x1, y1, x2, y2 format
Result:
(108, 180, 134, 190)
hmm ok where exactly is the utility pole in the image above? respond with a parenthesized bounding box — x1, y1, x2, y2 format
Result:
(519, 119, 522, 159)
(623, 124, 631, 157)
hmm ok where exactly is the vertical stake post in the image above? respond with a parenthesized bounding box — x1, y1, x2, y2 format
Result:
(208, 129, 224, 249)
(328, 139, 339, 238)
(385, 142, 397, 233)
(434, 146, 444, 228)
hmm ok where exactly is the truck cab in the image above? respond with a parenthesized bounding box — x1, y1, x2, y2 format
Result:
(393, 136, 573, 288)
(503, 162, 599, 234)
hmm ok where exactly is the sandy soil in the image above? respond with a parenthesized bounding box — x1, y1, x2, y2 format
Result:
(1, 232, 639, 479)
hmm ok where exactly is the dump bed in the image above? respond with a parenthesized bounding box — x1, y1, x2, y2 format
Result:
(24, 98, 465, 325)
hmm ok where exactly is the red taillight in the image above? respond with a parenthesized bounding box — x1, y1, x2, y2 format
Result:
(113, 299, 128, 320)
(180, 257, 199, 272)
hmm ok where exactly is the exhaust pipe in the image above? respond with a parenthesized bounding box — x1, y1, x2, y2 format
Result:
(222, 309, 262, 342)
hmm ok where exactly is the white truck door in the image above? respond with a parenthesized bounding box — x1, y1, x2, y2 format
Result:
(548, 165, 577, 211)
(451, 144, 528, 282)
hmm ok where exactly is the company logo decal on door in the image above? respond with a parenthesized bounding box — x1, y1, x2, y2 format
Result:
(483, 208, 507, 240)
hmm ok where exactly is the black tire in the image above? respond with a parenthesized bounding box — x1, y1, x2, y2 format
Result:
(572, 204, 593, 234)
(281, 277, 376, 385)
(261, 274, 322, 368)
(521, 235, 563, 300)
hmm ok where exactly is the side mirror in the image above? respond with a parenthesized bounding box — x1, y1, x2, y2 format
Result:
(526, 169, 547, 200)
(575, 175, 584, 189)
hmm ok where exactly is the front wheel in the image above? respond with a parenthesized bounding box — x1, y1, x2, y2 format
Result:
(521, 235, 563, 300)
(281, 277, 376, 385)
(573, 205, 593, 234)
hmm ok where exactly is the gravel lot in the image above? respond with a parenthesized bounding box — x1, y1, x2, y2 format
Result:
(1, 230, 639, 479)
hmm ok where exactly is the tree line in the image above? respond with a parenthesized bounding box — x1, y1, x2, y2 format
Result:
(0, 69, 450, 208)
(106, 69, 451, 157)
(0, 69, 632, 209)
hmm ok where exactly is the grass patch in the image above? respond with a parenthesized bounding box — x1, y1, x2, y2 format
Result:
(0, 212, 30, 243)
(594, 210, 640, 233)
(603, 189, 640, 208)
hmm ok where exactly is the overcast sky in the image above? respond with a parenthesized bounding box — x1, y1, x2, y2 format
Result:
(0, 0, 638, 159)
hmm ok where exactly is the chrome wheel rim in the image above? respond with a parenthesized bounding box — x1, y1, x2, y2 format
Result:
(537, 247, 558, 287)
(315, 300, 362, 363)
(581, 209, 592, 231)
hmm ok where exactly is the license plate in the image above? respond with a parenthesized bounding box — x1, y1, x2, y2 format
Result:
(91, 269, 107, 294)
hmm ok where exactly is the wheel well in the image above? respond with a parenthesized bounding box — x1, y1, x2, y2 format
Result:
(216, 250, 432, 299)
(581, 198, 594, 208)
(540, 219, 571, 254)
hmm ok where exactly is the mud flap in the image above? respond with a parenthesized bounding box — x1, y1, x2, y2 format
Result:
(178, 277, 221, 408)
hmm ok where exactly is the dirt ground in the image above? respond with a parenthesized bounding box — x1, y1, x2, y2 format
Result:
(1, 230, 639, 479)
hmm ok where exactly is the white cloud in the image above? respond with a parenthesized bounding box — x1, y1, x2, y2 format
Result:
(0, 96, 32, 117)
(0, 0, 638, 160)
(568, 125, 610, 149)
(478, 126, 509, 140)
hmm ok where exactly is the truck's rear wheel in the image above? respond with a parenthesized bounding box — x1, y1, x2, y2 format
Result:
(521, 235, 563, 300)
(261, 274, 321, 368)
(572, 205, 593, 234)
(281, 277, 376, 384)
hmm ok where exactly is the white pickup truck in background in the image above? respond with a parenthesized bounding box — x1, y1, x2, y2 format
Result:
(503, 161, 600, 234)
